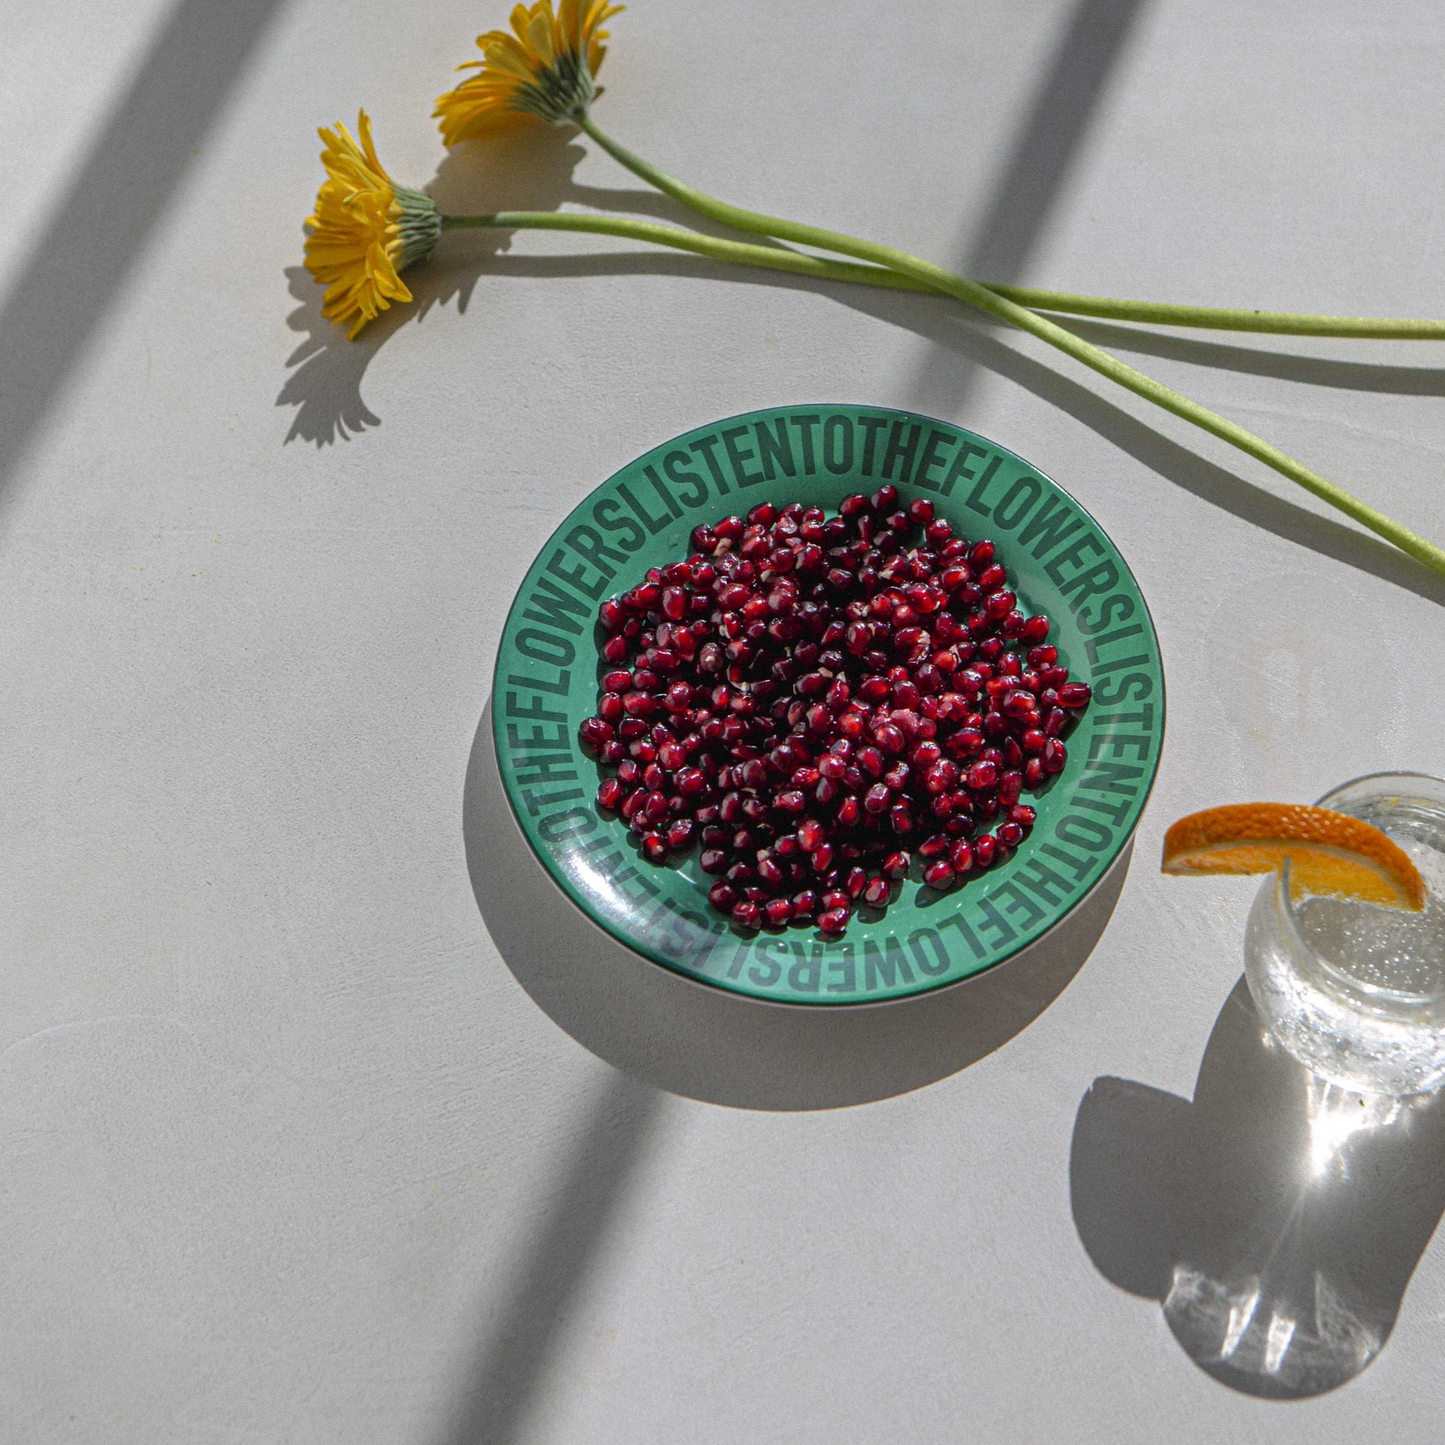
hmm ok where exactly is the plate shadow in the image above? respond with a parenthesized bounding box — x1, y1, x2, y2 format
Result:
(1070, 976, 1445, 1399)
(464, 699, 1130, 1112)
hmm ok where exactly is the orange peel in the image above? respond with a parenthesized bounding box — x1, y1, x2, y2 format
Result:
(1161, 802, 1427, 911)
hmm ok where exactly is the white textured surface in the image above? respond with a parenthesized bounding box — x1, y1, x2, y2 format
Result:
(5, 0, 1445, 1440)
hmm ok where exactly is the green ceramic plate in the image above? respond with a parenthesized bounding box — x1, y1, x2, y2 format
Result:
(493, 405, 1164, 1005)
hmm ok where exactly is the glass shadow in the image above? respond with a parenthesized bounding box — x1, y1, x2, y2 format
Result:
(1070, 977, 1445, 1399)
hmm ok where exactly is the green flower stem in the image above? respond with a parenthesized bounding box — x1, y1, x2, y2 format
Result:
(571, 115, 1445, 581)
(984, 287, 1445, 339)
(571, 122, 1445, 341)
(449, 213, 1445, 338)
(440, 210, 933, 292)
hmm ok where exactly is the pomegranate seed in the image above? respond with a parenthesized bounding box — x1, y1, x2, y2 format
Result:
(708, 881, 737, 911)
(882, 850, 911, 879)
(966, 760, 999, 791)
(764, 897, 793, 927)
(758, 855, 785, 888)
(732, 900, 762, 929)
(863, 876, 890, 907)
(874, 723, 905, 755)
(578, 716, 613, 751)
(582, 499, 1089, 937)
(856, 746, 884, 778)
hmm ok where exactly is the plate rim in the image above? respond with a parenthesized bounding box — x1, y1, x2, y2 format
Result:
(491, 402, 1167, 1006)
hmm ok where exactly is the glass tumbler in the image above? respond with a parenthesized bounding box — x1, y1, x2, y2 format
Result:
(1244, 772, 1445, 1096)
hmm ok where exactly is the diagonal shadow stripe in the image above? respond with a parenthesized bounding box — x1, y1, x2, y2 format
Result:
(965, 0, 1148, 280)
(911, 0, 1148, 409)
(435, 1074, 664, 1445)
(0, 0, 291, 500)
(441, 2, 1149, 1436)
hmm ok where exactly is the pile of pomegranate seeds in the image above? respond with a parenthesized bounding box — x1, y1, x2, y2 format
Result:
(577, 489, 1090, 936)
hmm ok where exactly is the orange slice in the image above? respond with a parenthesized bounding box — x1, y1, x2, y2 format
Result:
(1161, 802, 1427, 911)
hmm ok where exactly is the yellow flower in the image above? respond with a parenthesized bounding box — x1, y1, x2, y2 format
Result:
(304, 112, 440, 339)
(434, 0, 624, 146)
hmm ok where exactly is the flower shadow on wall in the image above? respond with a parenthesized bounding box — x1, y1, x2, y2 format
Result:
(272, 0, 1445, 583)
(276, 123, 807, 446)
(1070, 977, 1445, 1399)
(270, 125, 1445, 608)
(277, 127, 586, 445)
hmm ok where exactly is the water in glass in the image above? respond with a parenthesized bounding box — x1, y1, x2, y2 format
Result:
(1245, 773, 1445, 1096)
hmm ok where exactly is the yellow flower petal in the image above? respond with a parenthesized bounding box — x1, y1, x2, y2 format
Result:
(303, 110, 437, 340)
(434, 0, 624, 146)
